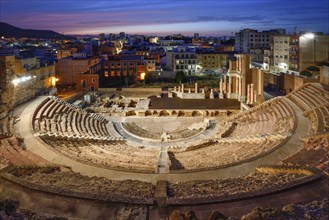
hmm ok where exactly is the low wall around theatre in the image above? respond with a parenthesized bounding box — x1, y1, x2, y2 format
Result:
(99, 88, 162, 93)
(173, 91, 206, 99)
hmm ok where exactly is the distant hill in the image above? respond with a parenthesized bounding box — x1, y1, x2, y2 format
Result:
(0, 22, 76, 40)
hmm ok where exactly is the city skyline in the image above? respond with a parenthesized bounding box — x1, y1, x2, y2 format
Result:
(0, 0, 329, 36)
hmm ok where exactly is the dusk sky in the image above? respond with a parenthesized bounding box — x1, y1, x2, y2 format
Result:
(1, 0, 328, 36)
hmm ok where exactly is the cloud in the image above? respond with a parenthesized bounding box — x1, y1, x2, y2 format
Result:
(1, 0, 327, 35)
(156, 15, 267, 25)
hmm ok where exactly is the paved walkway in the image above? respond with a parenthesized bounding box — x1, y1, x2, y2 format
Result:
(17, 96, 309, 183)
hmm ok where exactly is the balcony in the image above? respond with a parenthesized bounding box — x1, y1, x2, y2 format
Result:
(289, 51, 298, 54)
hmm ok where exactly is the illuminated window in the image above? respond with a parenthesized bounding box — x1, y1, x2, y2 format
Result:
(104, 71, 109, 77)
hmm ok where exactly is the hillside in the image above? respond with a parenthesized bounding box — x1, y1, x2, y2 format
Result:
(0, 22, 76, 40)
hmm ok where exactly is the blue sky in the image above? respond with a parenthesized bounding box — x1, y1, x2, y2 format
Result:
(1, 0, 328, 36)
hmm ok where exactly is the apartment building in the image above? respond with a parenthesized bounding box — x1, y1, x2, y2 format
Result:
(235, 28, 286, 53)
(101, 55, 146, 87)
(166, 46, 197, 75)
(272, 35, 290, 73)
(266, 33, 329, 75)
(56, 48, 78, 59)
(55, 55, 100, 85)
(196, 52, 229, 72)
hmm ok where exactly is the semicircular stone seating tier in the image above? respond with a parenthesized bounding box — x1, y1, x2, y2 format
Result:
(287, 83, 329, 135)
(30, 94, 303, 173)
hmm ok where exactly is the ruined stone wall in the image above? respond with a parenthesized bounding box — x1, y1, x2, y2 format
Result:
(284, 74, 319, 94)
(13, 78, 37, 105)
(31, 65, 55, 93)
(0, 56, 15, 115)
(320, 65, 329, 87)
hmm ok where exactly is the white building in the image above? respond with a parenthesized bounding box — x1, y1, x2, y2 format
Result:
(272, 35, 290, 73)
(235, 28, 286, 53)
(166, 46, 197, 75)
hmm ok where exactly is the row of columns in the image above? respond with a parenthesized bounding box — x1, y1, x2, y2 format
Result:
(173, 83, 204, 93)
(227, 75, 246, 102)
(219, 76, 230, 99)
(172, 77, 239, 99)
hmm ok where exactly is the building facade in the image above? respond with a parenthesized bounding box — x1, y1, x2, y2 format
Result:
(196, 52, 229, 72)
(55, 56, 100, 86)
(101, 55, 146, 87)
(227, 54, 264, 104)
(266, 33, 329, 75)
(166, 46, 197, 75)
(235, 28, 286, 53)
(272, 35, 290, 73)
(0, 55, 56, 107)
(76, 73, 99, 92)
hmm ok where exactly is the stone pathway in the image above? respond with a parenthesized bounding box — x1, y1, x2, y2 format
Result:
(156, 146, 170, 174)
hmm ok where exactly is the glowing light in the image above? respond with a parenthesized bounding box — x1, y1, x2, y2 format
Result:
(140, 72, 146, 80)
(12, 79, 20, 86)
(279, 62, 287, 69)
(51, 77, 59, 87)
(303, 33, 315, 39)
(12, 76, 32, 86)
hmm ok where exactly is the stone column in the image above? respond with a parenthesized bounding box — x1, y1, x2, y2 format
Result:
(181, 84, 184, 93)
(223, 76, 227, 93)
(219, 78, 223, 92)
(250, 84, 254, 104)
(239, 77, 242, 96)
(246, 84, 250, 104)
(219, 78, 223, 99)
(228, 76, 232, 94)
(210, 88, 214, 99)
(235, 77, 239, 95)
(195, 83, 198, 93)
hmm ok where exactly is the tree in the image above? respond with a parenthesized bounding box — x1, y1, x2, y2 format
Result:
(300, 71, 312, 78)
(175, 71, 186, 84)
(306, 66, 320, 72)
